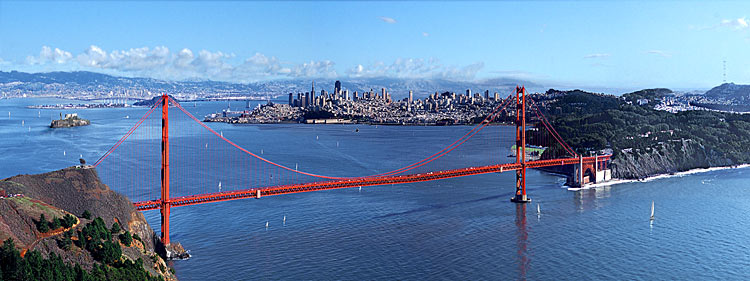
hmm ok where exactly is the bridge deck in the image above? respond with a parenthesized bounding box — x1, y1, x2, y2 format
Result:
(133, 155, 610, 211)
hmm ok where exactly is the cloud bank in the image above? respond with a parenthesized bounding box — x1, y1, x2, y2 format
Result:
(17, 45, 484, 82)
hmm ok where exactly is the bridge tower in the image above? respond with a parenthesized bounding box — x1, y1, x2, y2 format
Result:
(160, 94, 171, 245)
(511, 86, 531, 203)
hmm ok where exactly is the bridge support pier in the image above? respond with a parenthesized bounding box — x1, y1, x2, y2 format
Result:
(511, 86, 531, 204)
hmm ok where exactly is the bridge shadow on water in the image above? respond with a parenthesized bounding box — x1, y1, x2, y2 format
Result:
(374, 192, 515, 219)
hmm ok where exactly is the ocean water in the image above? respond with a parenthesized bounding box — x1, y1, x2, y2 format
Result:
(2, 98, 750, 280)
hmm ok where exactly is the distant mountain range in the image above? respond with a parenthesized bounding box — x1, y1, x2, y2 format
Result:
(0, 70, 543, 99)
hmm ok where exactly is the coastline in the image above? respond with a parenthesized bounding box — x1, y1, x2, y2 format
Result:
(567, 163, 750, 190)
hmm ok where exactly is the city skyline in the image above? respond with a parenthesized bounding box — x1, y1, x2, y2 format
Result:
(1, 1, 749, 89)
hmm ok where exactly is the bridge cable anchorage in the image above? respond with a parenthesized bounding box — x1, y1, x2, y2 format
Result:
(168, 95, 514, 180)
(527, 98, 578, 157)
(93, 101, 160, 167)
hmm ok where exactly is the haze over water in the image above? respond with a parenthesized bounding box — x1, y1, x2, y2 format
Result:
(2, 98, 750, 280)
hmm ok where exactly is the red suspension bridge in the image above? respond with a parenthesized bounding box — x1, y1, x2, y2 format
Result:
(92, 86, 611, 245)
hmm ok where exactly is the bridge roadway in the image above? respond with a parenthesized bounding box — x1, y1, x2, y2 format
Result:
(133, 155, 611, 211)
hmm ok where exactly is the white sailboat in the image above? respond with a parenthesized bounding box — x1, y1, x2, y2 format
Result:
(283, 216, 286, 225)
(650, 201, 655, 221)
(537, 204, 541, 215)
(265, 221, 269, 229)
(218, 181, 222, 192)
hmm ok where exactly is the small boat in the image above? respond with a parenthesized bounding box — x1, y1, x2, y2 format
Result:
(537, 203, 541, 215)
(355, 128, 359, 132)
(124, 115, 130, 119)
(265, 221, 269, 229)
(283, 216, 286, 224)
(358, 186, 362, 192)
(63, 150, 66, 156)
(650, 201, 655, 221)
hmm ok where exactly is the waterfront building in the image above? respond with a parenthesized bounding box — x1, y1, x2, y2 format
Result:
(335, 80, 341, 95)
(408, 90, 413, 103)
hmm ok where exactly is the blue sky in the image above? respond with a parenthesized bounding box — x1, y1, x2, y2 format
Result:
(0, 1, 748, 89)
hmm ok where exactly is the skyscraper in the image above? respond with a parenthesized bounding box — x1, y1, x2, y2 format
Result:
(408, 90, 413, 103)
(288, 93, 293, 106)
(334, 80, 341, 95)
(485, 90, 489, 100)
(311, 81, 315, 100)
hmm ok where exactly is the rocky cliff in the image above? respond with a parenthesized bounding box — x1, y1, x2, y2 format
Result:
(610, 139, 734, 179)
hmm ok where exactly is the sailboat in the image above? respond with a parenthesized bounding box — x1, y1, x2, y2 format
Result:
(537, 204, 541, 215)
(283, 216, 286, 224)
(650, 201, 655, 221)
(265, 221, 269, 229)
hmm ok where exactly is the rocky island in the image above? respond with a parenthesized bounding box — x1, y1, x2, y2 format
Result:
(50, 113, 91, 128)
(0, 166, 180, 280)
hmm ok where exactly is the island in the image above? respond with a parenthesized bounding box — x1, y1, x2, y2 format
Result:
(50, 113, 91, 128)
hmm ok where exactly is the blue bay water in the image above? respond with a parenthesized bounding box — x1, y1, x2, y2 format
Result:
(1, 98, 749, 280)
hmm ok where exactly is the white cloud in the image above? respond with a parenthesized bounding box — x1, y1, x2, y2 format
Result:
(645, 50, 671, 58)
(379, 16, 397, 24)
(26, 46, 73, 65)
(721, 17, 749, 30)
(583, 53, 610, 59)
(77, 45, 108, 67)
(347, 58, 484, 80)
(289, 60, 338, 78)
(20, 45, 485, 82)
(422, 32, 430, 37)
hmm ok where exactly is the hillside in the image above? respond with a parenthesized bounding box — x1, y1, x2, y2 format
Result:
(0, 166, 176, 280)
(704, 83, 750, 102)
(530, 88, 750, 179)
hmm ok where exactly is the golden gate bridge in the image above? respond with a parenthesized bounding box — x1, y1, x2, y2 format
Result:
(92, 86, 611, 246)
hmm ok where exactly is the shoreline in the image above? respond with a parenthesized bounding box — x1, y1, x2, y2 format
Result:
(567, 163, 750, 190)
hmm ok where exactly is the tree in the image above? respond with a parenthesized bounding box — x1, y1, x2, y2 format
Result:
(82, 210, 92, 220)
(50, 217, 62, 230)
(37, 214, 50, 233)
(119, 231, 133, 247)
(1, 238, 21, 280)
(111, 221, 121, 234)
